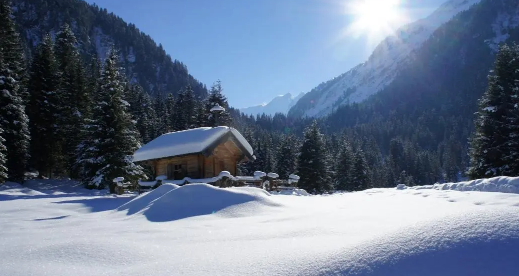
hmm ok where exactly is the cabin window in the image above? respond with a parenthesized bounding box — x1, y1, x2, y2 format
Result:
(167, 163, 186, 180)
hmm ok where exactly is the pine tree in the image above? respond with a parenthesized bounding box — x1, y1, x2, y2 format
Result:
(468, 44, 519, 179)
(28, 34, 62, 177)
(336, 141, 354, 191)
(55, 24, 90, 177)
(0, 127, 8, 184)
(183, 85, 198, 129)
(165, 93, 175, 132)
(206, 80, 232, 126)
(87, 54, 102, 96)
(173, 90, 187, 131)
(0, 48, 30, 183)
(154, 92, 168, 136)
(84, 48, 144, 191)
(0, 0, 28, 103)
(351, 149, 370, 191)
(237, 128, 256, 175)
(504, 44, 519, 175)
(276, 135, 297, 179)
(194, 97, 207, 128)
(297, 121, 332, 194)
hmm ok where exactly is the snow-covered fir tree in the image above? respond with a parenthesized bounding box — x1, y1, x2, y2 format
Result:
(351, 149, 371, 191)
(173, 90, 187, 131)
(469, 44, 519, 179)
(182, 85, 198, 129)
(195, 97, 208, 128)
(28, 34, 62, 177)
(154, 92, 168, 136)
(0, 127, 7, 184)
(0, 0, 28, 103)
(297, 121, 332, 194)
(206, 80, 231, 127)
(137, 88, 157, 143)
(504, 44, 519, 176)
(165, 93, 175, 132)
(336, 141, 354, 191)
(275, 135, 297, 179)
(0, 43, 30, 183)
(237, 128, 256, 176)
(55, 24, 90, 177)
(81, 49, 144, 191)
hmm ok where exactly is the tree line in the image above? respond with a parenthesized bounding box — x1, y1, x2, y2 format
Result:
(0, 2, 231, 189)
(2, 0, 518, 194)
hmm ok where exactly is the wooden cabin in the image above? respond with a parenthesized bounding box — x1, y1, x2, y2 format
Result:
(133, 127, 255, 180)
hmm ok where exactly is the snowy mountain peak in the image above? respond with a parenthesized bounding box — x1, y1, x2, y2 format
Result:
(289, 0, 482, 118)
(240, 92, 305, 116)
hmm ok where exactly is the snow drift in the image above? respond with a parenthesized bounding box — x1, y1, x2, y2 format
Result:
(118, 184, 280, 222)
(309, 209, 519, 276)
(117, 184, 180, 215)
(412, 176, 519, 193)
(0, 182, 45, 196)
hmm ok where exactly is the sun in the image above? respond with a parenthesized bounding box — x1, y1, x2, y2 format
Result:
(344, 0, 407, 43)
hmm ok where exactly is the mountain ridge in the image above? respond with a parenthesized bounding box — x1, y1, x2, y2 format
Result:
(240, 92, 305, 116)
(288, 0, 482, 118)
(10, 0, 208, 98)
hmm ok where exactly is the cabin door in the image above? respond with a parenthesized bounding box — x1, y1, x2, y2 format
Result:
(167, 163, 186, 180)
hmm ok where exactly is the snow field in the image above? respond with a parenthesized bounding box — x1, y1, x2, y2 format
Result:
(0, 179, 518, 275)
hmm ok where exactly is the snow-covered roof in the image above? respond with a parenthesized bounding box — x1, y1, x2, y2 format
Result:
(133, 127, 254, 162)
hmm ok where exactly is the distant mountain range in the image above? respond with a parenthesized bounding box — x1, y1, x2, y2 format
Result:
(288, 0, 484, 118)
(239, 93, 305, 117)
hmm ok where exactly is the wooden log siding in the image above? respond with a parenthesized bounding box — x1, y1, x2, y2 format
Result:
(154, 155, 201, 179)
(146, 139, 244, 180)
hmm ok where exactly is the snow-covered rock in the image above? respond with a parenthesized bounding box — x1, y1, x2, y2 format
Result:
(289, 0, 482, 118)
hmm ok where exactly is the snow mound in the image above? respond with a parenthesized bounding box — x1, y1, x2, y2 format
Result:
(396, 184, 408, 190)
(120, 184, 280, 222)
(117, 184, 180, 215)
(272, 188, 309, 196)
(309, 209, 519, 276)
(0, 182, 46, 196)
(414, 176, 519, 194)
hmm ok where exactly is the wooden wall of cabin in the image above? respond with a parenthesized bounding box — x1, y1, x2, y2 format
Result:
(209, 140, 241, 177)
(146, 139, 244, 180)
(154, 155, 201, 179)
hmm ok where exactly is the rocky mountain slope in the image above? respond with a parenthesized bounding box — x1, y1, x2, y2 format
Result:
(240, 92, 304, 116)
(289, 0, 483, 118)
(11, 0, 207, 97)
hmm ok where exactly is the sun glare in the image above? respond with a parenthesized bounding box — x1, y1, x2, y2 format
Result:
(344, 0, 408, 44)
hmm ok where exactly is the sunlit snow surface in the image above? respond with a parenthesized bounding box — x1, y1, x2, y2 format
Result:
(1, 180, 518, 276)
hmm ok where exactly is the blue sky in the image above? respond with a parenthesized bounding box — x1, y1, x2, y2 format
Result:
(86, 0, 445, 108)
